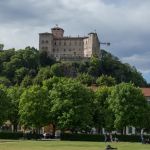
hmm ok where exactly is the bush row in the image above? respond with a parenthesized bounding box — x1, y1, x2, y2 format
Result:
(0, 132, 23, 139)
(0, 132, 44, 140)
(61, 133, 150, 142)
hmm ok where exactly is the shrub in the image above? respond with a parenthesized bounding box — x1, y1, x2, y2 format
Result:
(61, 133, 150, 142)
(0, 132, 23, 139)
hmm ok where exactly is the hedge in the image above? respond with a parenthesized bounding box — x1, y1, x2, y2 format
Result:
(23, 133, 43, 140)
(0, 132, 23, 139)
(0, 132, 43, 140)
(61, 133, 150, 142)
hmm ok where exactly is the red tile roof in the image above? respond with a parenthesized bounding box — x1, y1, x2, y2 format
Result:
(141, 88, 150, 97)
(89, 86, 150, 97)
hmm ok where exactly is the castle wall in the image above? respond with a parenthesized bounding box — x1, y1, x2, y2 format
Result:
(39, 33, 53, 57)
(84, 33, 100, 58)
(39, 26, 100, 60)
(52, 38, 84, 59)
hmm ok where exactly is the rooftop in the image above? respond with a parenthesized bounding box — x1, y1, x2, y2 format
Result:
(141, 88, 150, 97)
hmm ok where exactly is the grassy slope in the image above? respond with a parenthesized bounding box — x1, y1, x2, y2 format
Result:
(0, 141, 150, 150)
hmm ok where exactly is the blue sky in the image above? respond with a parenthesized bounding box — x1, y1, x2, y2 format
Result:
(0, 0, 150, 83)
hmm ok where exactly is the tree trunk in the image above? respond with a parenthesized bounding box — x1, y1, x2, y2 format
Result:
(52, 124, 56, 138)
(13, 124, 18, 132)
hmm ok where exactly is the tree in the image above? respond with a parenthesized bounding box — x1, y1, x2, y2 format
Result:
(0, 84, 10, 125)
(96, 75, 116, 86)
(34, 67, 52, 85)
(101, 49, 147, 86)
(76, 73, 94, 86)
(39, 51, 55, 67)
(94, 86, 114, 132)
(0, 76, 11, 86)
(50, 63, 77, 77)
(49, 78, 94, 132)
(21, 75, 33, 87)
(108, 83, 149, 132)
(19, 85, 51, 132)
(0, 44, 4, 50)
(88, 56, 101, 77)
(7, 86, 24, 132)
(14, 67, 29, 84)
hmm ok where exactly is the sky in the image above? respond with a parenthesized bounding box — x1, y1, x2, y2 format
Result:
(0, 0, 150, 82)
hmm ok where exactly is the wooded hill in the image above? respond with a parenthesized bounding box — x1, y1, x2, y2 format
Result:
(0, 47, 147, 87)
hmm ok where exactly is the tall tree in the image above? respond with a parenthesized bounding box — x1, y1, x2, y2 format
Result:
(0, 84, 10, 125)
(108, 83, 149, 132)
(19, 85, 51, 132)
(49, 78, 94, 132)
(94, 86, 114, 132)
(7, 86, 24, 132)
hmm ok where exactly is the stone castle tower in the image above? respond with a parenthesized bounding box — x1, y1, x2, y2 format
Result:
(39, 25, 100, 60)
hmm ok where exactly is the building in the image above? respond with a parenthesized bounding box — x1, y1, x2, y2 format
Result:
(39, 25, 100, 61)
(141, 88, 150, 104)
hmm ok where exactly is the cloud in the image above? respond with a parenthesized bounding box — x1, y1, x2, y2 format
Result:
(0, 0, 150, 82)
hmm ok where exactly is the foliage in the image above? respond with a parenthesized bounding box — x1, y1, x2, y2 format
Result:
(50, 63, 77, 77)
(49, 78, 94, 131)
(88, 56, 101, 77)
(0, 43, 4, 50)
(34, 67, 52, 85)
(0, 132, 23, 139)
(76, 73, 94, 86)
(101, 50, 147, 86)
(0, 84, 10, 125)
(61, 133, 144, 142)
(7, 86, 24, 132)
(96, 74, 116, 86)
(19, 85, 51, 130)
(21, 75, 33, 87)
(39, 51, 55, 67)
(108, 83, 149, 129)
(94, 86, 114, 131)
(0, 76, 11, 86)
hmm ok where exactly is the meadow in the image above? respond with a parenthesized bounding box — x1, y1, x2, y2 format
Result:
(0, 140, 150, 150)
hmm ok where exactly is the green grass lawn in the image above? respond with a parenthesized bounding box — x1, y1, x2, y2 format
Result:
(0, 140, 150, 150)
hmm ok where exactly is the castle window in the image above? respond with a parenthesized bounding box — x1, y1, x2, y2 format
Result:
(59, 41, 61, 45)
(64, 41, 66, 46)
(46, 40, 48, 43)
(54, 42, 56, 45)
(64, 49, 66, 52)
(53, 49, 55, 52)
(69, 49, 71, 51)
(74, 52, 76, 56)
(41, 40, 44, 44)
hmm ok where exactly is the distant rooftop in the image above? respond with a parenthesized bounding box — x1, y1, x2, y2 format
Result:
(141, 88, 150, 97)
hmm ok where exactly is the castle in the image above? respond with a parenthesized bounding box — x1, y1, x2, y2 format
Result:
(39, 25, 100, 61)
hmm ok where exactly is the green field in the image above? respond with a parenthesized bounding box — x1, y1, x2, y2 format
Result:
(0, 140, 150, 150)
